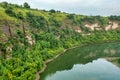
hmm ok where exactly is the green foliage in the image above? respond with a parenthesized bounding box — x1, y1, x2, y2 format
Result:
(5, 8, 16, 17)
(67, 14, 74, 19)
(17, 12, 24, 20)
(82, 16, 96, 23)
(109, 15, 120, 21)
(0, 2, 8, 8)
(50, 9, 56, 13)
(23, 2, 30, 8)
(118, 58, 120, 63)
(49, 16, 61, 27)
(95, 16, 109, 27)
(26, 12, 48, 29)
(0, 1, 120, 80)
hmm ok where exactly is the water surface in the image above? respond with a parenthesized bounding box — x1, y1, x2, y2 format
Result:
(41, 42, 120, 80)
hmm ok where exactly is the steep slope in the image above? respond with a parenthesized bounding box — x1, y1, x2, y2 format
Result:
(0, 2, 120, 80)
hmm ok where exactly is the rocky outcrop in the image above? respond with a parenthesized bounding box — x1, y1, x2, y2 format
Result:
(111, 22, 119, 29)
(85, 23, 100, 31)
(26, 35, 35, 45)
(84, 22, 120, 31)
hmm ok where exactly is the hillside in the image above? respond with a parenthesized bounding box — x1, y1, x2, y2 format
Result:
(0, 2, 120, 80)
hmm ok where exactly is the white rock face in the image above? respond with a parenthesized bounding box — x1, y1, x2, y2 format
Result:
(85, 23, 100, 31)
(82, 33, 91, 36)
(6, 54, 12, 59)
(105, 24, 111, 31)
(26, 35, 35, 45)
(6, 46, 12, 52)
(111, 22, 119, 29)
(84, 22, 120, 31)
(75, 29, 82, 33)
(105, 22, 119, 31)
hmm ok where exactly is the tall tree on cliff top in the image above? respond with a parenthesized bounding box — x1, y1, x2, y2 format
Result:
(23, 2, 30, 8)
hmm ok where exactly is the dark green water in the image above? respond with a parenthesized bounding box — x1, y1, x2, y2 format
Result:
(41, 42, 120, 80)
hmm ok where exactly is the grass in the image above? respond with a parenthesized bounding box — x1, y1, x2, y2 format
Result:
(0, 7, 16, 21)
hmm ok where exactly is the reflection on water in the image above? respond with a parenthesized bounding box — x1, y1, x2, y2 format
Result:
(41, 42, 120, 80)
(45, 59, 120, 80)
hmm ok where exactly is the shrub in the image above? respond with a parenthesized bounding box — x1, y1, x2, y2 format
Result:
(17, 12, 24, 20)
(118, 58, 120, 63)
(5, 8, 16, 17)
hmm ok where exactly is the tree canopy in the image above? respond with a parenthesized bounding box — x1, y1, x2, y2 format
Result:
(23, 2, 30, 8)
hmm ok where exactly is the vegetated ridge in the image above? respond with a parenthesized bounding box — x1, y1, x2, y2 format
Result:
(0, 2, 120, 80)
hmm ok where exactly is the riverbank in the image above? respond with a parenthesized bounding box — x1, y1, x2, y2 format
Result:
(35, 40, 120, 80)
(105, 57, 120, 67)
(35, 43, 88, 80)
(35, 49, 67, 80)
(35, 46, 81, 80)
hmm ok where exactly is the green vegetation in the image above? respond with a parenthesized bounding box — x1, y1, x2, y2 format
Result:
(0, 2, 120, 80)
(109, 15, 120, 21)
(118, 59, 120, 63)
(23, 2, 30, 9)
(5, 8, 16, 17)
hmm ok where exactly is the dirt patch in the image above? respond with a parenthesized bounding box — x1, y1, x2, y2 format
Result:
(1, 25, 10, 36)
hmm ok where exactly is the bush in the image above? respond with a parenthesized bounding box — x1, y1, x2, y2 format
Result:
(5, 8, 16, 17)
(67, 14, 74, 19)
(17, 12, 24, 20)
(26, 12, 48, 29)
(95, 16, 109, 27)
(118, 58, 120, 63)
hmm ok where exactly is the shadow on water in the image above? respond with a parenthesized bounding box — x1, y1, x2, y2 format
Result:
(41, 42, 120, 80)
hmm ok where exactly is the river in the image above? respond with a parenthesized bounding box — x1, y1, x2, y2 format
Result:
(41, 42, 120, 80)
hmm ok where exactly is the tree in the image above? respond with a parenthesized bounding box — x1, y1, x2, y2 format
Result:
(50, 9, 56, 13)
(23, 2, 30, 8)
(0, 2, 8, 8)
